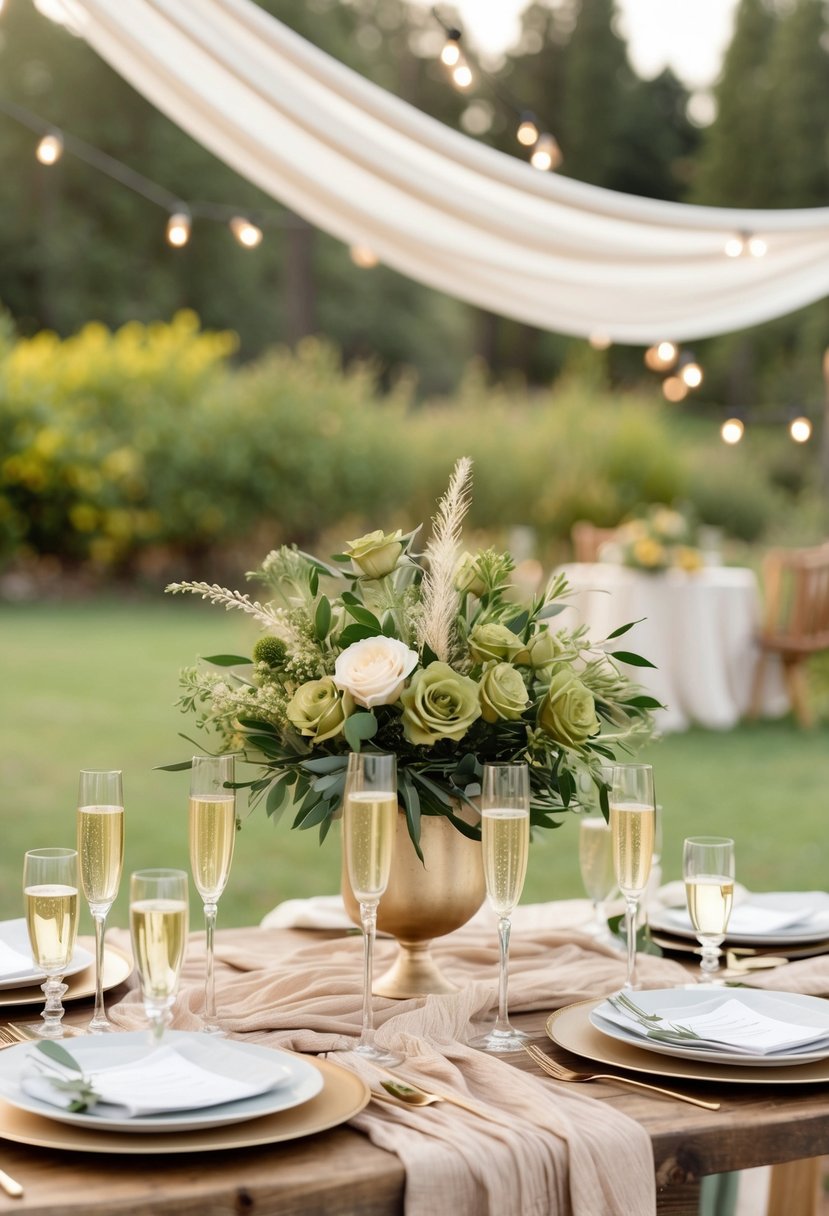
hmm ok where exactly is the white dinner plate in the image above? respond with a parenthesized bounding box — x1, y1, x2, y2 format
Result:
(649, 891, 829, 947)
(0, 1031, 324, 1132)
(0, 920, 94, 990)
(590, 988, 829, 1067)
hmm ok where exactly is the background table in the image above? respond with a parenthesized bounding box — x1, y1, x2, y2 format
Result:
(556, 563, 789, 732)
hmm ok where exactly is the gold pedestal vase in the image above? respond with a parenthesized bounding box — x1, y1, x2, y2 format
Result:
(342, 807, 485, 999)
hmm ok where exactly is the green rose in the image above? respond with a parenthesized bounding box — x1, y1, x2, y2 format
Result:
(400, 661, 482, 745)
(525, 630, 564, 671)
(537, 665, 599, 748)
(468, 623, 525, 665)
(479, 663, 529, 723)
(344, 529, 403, 579)
(454, 552, 487, 598)
(286, 677, 353, 743)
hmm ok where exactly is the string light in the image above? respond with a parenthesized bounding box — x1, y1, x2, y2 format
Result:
(589, 332, 611, 350)
(35, 132, 63, 165)
(431, 6, 560, 169)
(644, 341, 678, 372)
(450, 54, 473, 90)
(662, 375, 688, 402)
(680, 359, 703, 389)
(721, 419, 745, 445)
(516, 112, 540, 147)
(530, 133, 562, 172)
(229, 216, 263, 248)
(789, 416, 812, 443)
(439, 30, 461, 67)
(349, 244, 379, 269)
(165, 211, 191, 248)
(724, 231, 767, 259)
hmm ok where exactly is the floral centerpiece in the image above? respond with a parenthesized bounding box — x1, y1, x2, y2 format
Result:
(607, 505, 703, 574)
(167, 459, 659, 855)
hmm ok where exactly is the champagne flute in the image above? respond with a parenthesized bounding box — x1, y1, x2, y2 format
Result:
(610, 763, 655, 990)
(77, 769, 125, 1033)
(469, 762, 530, 1053)
(578, 814, 615, 940)
(683, 836, 735, 982)
(129, 869, 189, 1044)
(189, 754, 236, 1035)
(343, 751, 400, 1065)
(23, 848, 79, 1039)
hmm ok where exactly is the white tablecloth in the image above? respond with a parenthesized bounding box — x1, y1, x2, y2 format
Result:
(556, 563, 789, 732)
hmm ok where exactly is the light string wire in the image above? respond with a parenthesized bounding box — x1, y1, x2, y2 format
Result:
(0, 94, 307, 235)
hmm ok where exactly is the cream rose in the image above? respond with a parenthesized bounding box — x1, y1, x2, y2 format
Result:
(333, 636, 419, 708)
(344, 529, 404, 579)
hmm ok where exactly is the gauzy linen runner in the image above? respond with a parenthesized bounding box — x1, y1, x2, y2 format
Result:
(109, 920, 689, 1216)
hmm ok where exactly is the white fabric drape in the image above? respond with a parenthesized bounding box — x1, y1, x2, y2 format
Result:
(61, 0, 829, 342)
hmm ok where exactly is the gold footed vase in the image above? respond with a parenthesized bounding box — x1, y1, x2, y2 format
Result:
(342, 808, 485, 999)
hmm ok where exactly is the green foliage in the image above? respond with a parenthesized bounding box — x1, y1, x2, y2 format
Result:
(685, 449, 775, 542)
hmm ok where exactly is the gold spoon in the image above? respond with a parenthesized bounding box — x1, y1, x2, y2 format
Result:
(378, 1078, 502, 1124)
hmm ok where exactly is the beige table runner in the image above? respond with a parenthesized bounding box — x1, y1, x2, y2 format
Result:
(109, 923, 691, 1216)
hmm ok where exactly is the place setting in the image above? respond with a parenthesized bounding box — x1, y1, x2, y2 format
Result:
(546, 774, 829, 1092)
(0, 760, 371, 1158)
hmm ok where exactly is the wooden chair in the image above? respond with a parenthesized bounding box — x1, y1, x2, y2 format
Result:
(750, 542, 829, 727)
(571, 521, 618, 563)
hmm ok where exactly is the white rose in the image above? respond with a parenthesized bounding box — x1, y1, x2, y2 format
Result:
(333, 637, 419, 708)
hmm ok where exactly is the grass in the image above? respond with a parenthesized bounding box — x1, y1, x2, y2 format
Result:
(1, 600, 827, 935)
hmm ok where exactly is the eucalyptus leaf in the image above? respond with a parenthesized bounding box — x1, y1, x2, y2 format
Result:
(203, 654, 251, 667)
(314, 595, 332, 641)
(343, 711, 378, 752)
(605, 619, 645, 640)
(610, 650, 657, 669)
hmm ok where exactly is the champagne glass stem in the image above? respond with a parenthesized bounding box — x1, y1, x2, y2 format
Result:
(88, 911, 109, 1032)
(357, 901, 378, 1053)
(39, 975, 68, 1038)
(493, 916, 513, 1034)
(700, 942, 722, 973)
(624, 897, 639, 989)
(202, 902, 219, 1032)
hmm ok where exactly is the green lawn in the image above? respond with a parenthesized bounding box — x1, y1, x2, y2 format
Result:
(1, 600, 827, 936)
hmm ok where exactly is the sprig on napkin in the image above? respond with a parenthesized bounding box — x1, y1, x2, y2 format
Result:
(607, 993, 701, 1043)
(31, 1041, 98, 1112)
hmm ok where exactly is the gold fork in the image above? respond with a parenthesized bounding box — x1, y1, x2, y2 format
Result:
(522, 1043, 720, 1111)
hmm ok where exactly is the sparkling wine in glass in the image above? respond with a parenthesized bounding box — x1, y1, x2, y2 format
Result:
(343, 751, 400, 1065)
(683, 836, 735, 982)
(77, 769, 125, 1033)
(469, 762, 530, 1053)
(578, 815, 615, 940)
(610, 763, 655, 990)
(23, 848, 79, 1039)
(189, 754, 236, 1034)
(129, 869, 189, 1044)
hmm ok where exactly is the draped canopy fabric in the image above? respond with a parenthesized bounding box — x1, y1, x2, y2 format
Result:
(61, 0, 829, 343)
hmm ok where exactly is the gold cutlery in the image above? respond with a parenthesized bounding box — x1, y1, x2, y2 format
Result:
(522, 1043, 721, 1111)
(369, 1066, 502, 1124)
(724, 952, 788, 973)
(0, 1167, 23, 1198)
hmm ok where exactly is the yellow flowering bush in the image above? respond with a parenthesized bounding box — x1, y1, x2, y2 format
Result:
(610, 506, 704, 574)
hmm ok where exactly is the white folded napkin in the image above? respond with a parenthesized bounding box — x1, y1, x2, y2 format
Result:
(0, 940, 37, 980)
(597, 993, 829, 1057)
(21, 1038, 293, 1118)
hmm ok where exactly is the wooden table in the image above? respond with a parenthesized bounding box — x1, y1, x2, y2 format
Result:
(1, 934, 827, 1215)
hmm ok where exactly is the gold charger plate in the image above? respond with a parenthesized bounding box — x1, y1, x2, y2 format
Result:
(0, 1054, 369, 1154)
(0, 941, 133, 1009)
(547, 998, 829, 1086)
(649, 930, 829, 962)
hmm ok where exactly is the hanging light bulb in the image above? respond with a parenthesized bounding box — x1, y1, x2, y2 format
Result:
(451, 53, 473, 89)
(516, 112, 539, 147)
(724, 234, 745, 258)
(530, 133, 562, 172)
(662, 376, 688, 402)
(589, 332, 611, 350)
(166, 211, 191, 248)
(748, 235, 767, 258)
(789, 416, 812, 444)
(680, 360, 703, 389)
(229, 216, 263, 248)
(36, 132, 63, 165)
(645, 340, 678, 371)
(721, 419, 745, 445)
(440, 31, 461, 67)
(350, 244, 379, 269)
